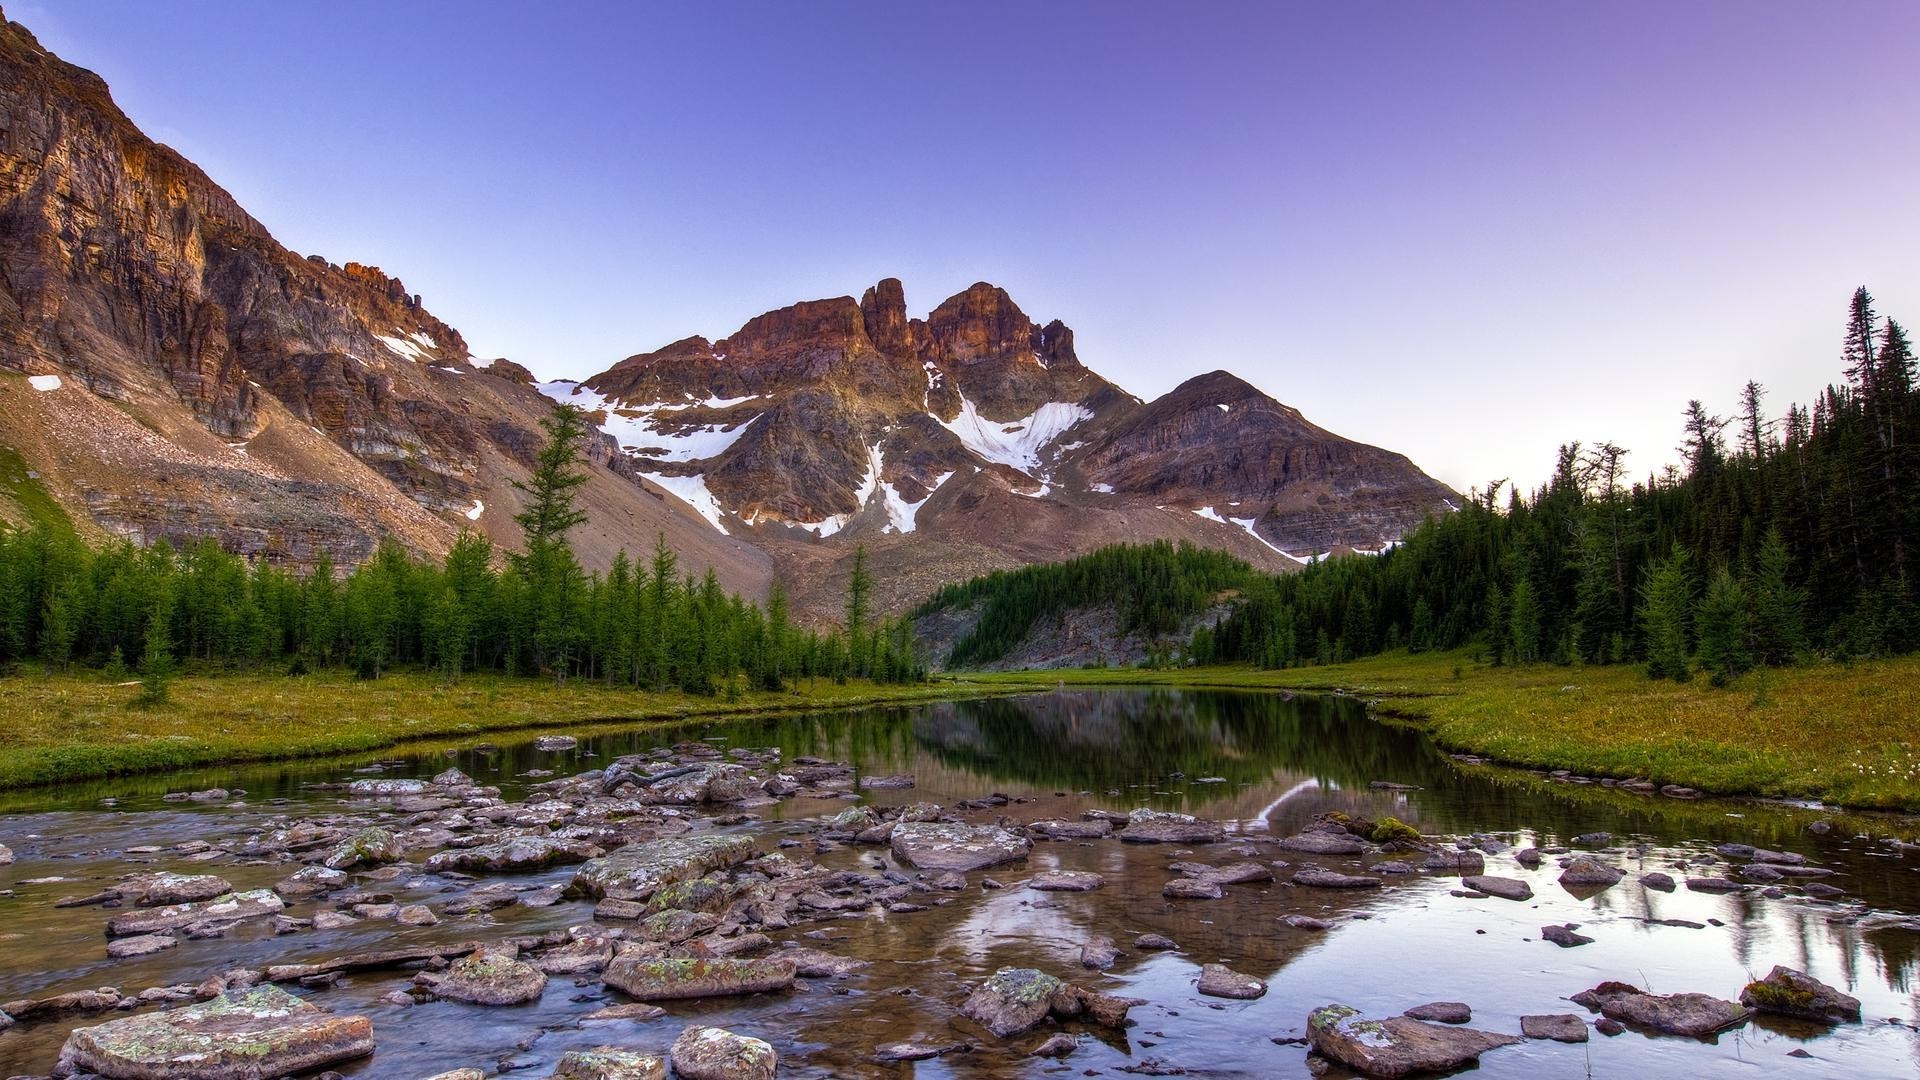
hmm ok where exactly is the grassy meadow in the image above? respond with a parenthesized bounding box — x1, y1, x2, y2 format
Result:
(979, 651, 1920, 811)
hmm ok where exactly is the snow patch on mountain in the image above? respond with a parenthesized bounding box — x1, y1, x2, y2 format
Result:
(935, 396, 1092, 476)
(882, 470, 956, 534)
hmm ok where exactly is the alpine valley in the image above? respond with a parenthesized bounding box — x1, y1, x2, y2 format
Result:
(0, 12, 1455, 621)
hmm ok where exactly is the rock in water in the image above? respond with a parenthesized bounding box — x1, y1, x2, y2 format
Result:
(551, 1046, 668, 1080)
(1403, 1002, 1471, 1024)
(534, 735, 579, 751)
(1028, 870, 1105, 892)
(419, 948, 547, 1005)
(1292, 867, 1381, 889)
(1119, 808, 1224, 844)
(1276, 831, 1368, 855)
(602, 956, 795, 1001)
(1521, 1014, 1589, 1042)
(1541, 924, 1594, 948)
(1197, 964, 1267, 999)
(890, 821, 1031, 871)
(670, 1026, 777, 1080)
(106, 889, 284, 937)
(1558, 855, 1624, 893)
(961, 968, 1071, 1037)
(56, 984, 373, 1079)
(1460, 875, 1532, 901)
(424, 835, 601, 873)
(1739, 966, 1861, 1023)
(1571, 981, 1749, 1036)
(569, 834, 757, 901)
(322, 826, 403, 870)
(1307, 1004, 1519, 1077)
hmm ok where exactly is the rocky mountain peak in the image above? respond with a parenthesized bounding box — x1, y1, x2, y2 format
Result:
(860, 277, 914, 358)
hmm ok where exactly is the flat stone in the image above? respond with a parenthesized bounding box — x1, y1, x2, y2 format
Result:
(779, 947, 869, 979)
(1404, 1001, 1471, 1024)
(602, 955, 795, 1001)
(1029, 870, 1105, 892)
(1308, 1004, 1519, 1077)
(107, 889, 284, 937)
(670, 1025, 776, 1080)
(1135, 933, 1179, 950)
(874, 1040, 966, 1062)
(1521, 1013, 1590, 1042)
(1542, 924, 1594, 948)
(551, 1046, 667, 1080)
(1163, 877, 1223, 899)
(890, 821, 1031, 872)
(346, 778, 427, 797)
(115, 872, 233, 906)
(1119, 808, 1224, 844)
(570, 834, 757, 901)
(1277, 831, 1367, 855)
(1284, 914, 1334, 930)
(534, 735, 579, 751)
(264, 941, 483, 982)
(582, 1002, 668, 1022)
(1196, 963, 1266, 999)
(105, 933, 178, 959)
(425, 835, 601, 873)
(1028, 818, 1114, 840)
(1293, 867, 1381, 889)
(1460, 875, 1532, 901)
(56, 985, 373, 1080)
(1739, 965, 1861, 1024)
(1571, 981, 1750, 1037)
(1685, 877, 1745, 893)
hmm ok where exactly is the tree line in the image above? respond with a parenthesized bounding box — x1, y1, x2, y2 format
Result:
(1212, 286, 1917, 683)
(0, 405, 925, 694)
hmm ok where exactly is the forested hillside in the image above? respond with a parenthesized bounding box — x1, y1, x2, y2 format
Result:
(1213, 287, 1917, 681)
(915, 541, 1256, 668)
(0, 406, 923, 695)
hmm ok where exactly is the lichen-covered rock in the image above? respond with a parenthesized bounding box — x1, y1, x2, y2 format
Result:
(115, 872, 232, 906)
(1739, 966, 1861, 1024)
(322, 826, 404, 870)
(347, 778, 428, 797)
(419, 947, 547, 1006)
(669, 1026, 777, 1080)
(1119, 809, 1224, 844)
(601, 956, 795, 1001)
(551, 1046, 668, 1080)
(890, 821, 1031, 872)
(533, 735, 579, 752)
(961, 968, 1070, 1037)
(272, 865, 348, 900)
(424, 835, 601, 873)
(1308, 1003, 1519, 1077)
(106, 889, 284, 937)
(1571, 981, 1749, 1036)
(56, 984, 373, 1079)
(569, 834, 757, 901)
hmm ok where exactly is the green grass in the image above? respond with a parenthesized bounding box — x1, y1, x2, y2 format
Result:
(0, 438, 73, 533)
(976, 651, 1920, 811)
(0, 669, 1020, 790)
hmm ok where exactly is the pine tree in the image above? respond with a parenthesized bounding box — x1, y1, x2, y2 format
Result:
(845, 545, 873, 678)
(512, 405, 591, 681)
(1694, 566, 1752, 687)
(135, 606, 176, 706)
(1749, 527, 1805, 666)
(1640, 548, 1693, 682)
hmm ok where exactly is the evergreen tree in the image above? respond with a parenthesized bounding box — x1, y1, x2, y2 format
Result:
(1640, 548, 1692, 682)
(845, 545, 873, 677)
(1694, 566, 1752, 686)
(1749, 527, 1805, 666)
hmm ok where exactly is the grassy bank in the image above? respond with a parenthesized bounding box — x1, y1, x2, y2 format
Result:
(0, 670, 1018, 790)
(977, 651, 1920, 811)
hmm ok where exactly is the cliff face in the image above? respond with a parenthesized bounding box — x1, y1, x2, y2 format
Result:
(0, 12, 770, 595)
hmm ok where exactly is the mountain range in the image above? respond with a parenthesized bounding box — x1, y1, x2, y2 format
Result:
(0, 11, 1456, 620)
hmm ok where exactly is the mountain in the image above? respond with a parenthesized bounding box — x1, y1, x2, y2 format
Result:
(0, 11, 770, 596)
(550, 280, 1458, 615)
(0, 10, 1455, 623)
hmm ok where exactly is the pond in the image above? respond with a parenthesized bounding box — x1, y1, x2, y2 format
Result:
(0, 688, 1916, 1077)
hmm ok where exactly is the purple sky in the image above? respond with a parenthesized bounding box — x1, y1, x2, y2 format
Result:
(17, 1, 1919, 492)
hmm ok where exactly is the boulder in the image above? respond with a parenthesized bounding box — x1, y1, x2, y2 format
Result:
(1135, 933, 1179, 950)
(1196, 964, 1266, 999)
(1541, 924, 1594, 948)
(670, 1026, 776, 1080)
(56, 985, 372, 1079)
(1521, 1014, 1589, 1042)
(601, 956, 795, 1001)
(569, 834, 756, 901)
(1739, 966, 1861, 1024)
(1571, 981, 1749, 1037)
(1461, 875, 1532, 901)
(1639, 871, 1677, 891)
(1558, 856, 1624, 891)
(322, 827, 404, 870)
(420, 948, 547, 1006)
(1118, 808, 1224, 844)
(115, 872, 232, 906)
(960, 968, 1072, 1037)
(890, 821, 1030, 872)
(551, 1046, 667, 1080)
(1028, 870, 1105, 892)
(1307, 1004, 1519, 1078)
(107, 890, 283, 937)
(1080, 936, 1120, 970)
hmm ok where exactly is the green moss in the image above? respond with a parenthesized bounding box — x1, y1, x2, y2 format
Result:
(1742, 979, 1815, 1011)
(1369, 817, 1423, 846)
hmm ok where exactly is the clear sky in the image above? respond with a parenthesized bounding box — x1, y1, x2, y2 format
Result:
(16, 1, 1919, 493)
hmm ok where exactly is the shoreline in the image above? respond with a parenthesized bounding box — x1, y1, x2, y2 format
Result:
(971, 651, 1920, 814)
(0, 672, 1030, 792)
